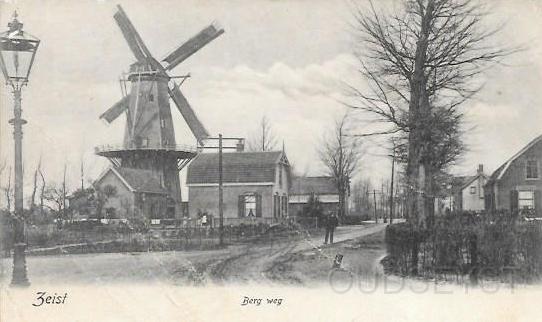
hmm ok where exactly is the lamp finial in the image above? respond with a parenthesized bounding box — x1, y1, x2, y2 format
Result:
(8, 11, 23, 33)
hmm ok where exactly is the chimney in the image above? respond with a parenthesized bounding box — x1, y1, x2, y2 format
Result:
(236, 139, 245, 152)
(477, 164, 483, 175)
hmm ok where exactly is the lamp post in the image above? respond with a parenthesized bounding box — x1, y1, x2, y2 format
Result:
(0, 11, 40, 287)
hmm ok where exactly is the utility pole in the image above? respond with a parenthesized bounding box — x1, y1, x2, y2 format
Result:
(80, 159, 84, 191)
(199, 135, 244, 247)
(373, 190, 378, 224)
(218, 134, 224, 246)
(367, 189, 384, 224)
(381, 181, 386, 223)
(389, 148, 395, 225)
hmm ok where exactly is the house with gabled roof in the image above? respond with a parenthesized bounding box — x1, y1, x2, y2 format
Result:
(435, 165, 487, 214)
(485, 134, 542, 216)
(456, 165, 488, 212)
(186, 150, 291, 223)
(93, 166, 171, 221)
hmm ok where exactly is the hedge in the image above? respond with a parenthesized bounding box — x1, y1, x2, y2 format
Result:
(385, 212, 542, 282)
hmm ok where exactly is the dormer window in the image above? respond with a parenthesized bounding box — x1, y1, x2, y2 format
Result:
(526, 160, 539, 179)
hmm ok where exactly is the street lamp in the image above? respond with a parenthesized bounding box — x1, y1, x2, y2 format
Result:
(0, 11, 40, 287)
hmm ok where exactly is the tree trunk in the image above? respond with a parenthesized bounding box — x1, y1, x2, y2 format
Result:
(338, 185, 347, 217)
(30, 169, 38, 214)
(424, 162, 435, 228)
(406, 0, 435, 275)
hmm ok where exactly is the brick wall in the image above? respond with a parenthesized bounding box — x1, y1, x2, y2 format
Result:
(188, 185, 274, 219)
(493, 139, 542, 215)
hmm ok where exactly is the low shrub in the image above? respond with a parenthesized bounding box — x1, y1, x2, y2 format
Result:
(385, 222, 428, 275)
(385, 212, 542, 282)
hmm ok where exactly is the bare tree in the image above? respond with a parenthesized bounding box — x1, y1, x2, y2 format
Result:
(351, 178, 372, 218)
(0, 160, 6, 210)
(30, 157, 42, 212)
(318, 115, 362, 217)
(0, 160, 5, 178)
(348, 0, 515, 229)
(43, 185, 64, 214)
(3, 167, 12, 212)
(247, 116, 279, 152)
(62, 163, 67, 221)
(39, 165, 46, 217)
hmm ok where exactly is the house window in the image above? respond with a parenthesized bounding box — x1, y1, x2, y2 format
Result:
(239, 193, 261, 217)
(518, 191, 535, 210)
(526, 160, 539, 179)
(470, 186, 476, 194)
(245, 194, 256, 217)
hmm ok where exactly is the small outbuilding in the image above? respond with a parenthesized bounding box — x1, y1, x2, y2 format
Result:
(93, 166, 171, 220)
(288, 176, 341, 216)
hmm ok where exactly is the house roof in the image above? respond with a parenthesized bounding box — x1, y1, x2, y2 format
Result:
(186, 151, 286, 184)
(487, 134, 542, 185)
(95, 167, 168, 194)
(451, 175, 475, 192)
(290, 176, 338, 195)
(455, 173, 489, 192)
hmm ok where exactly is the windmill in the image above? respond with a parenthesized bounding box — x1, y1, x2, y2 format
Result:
(95, 5, 224, 217)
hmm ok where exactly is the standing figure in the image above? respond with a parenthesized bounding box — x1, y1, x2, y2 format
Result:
(324, 212, 339, 244)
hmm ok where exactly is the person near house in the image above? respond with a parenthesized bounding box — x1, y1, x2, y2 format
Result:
(201, 213, 210, 236)
(324, 212, 339, 244)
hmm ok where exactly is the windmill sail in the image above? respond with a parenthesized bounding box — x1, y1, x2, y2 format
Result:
(163, 23, 224, 71)
(168, 83, 209, 144)
(114, 5, 152, 62)
(99, 95, 130, 124)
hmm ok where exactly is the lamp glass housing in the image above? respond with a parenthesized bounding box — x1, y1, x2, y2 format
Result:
(0, 19, 39, 87)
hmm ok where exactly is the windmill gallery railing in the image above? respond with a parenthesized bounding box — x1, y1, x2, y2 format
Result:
(94, 143, 199, 154)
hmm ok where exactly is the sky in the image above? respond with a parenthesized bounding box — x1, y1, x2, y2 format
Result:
(0, 0, 542, 203)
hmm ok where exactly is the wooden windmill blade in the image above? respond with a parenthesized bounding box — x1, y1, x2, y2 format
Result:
(168, 82, 209, 144)
(162, 22, 224, 71)
(113, 5, 153, 62)
(99, 95, 130, 124)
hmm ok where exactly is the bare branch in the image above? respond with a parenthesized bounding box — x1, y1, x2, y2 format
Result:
(246, 116, 279, 152)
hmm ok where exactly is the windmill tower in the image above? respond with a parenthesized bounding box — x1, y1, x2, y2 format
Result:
(95, 5, 224, 218)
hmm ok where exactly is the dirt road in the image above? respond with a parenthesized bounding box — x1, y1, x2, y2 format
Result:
(0, 224, 387, 286)
(205, 224, 388, 285)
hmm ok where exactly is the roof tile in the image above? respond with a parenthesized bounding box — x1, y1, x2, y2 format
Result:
(187, 151, 283, 184)
(290, 176, 338, 195)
